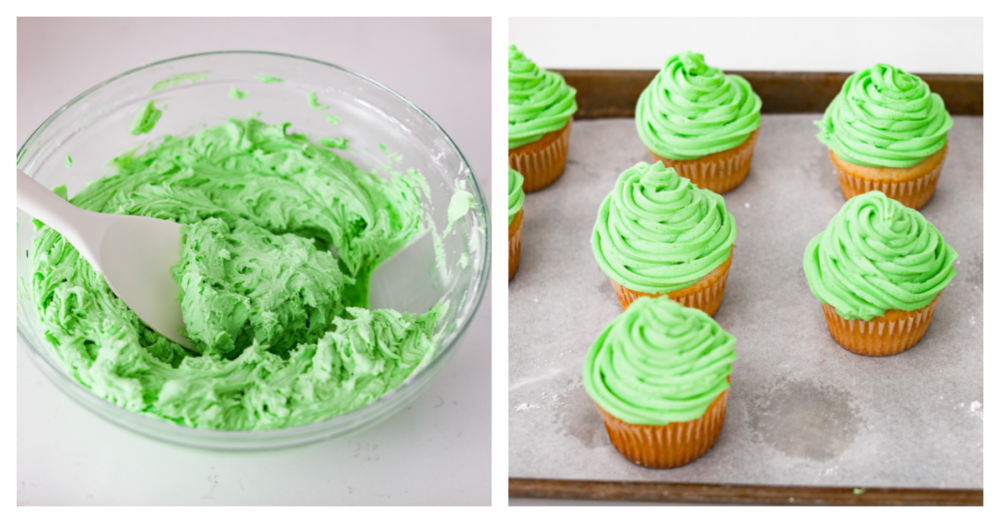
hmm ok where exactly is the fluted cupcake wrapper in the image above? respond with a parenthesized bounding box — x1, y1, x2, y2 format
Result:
(829, 143, 947, 211)
(509, 119, 572, 193)
(821, 293, 943, 357)
(596, 388, 729, 469)
(609, 248, 733, 317)
(647, 129, 759, 195)
(508, 209, 523, 281)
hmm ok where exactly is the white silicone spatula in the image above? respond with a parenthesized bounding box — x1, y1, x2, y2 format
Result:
(17, 169, 192, 348)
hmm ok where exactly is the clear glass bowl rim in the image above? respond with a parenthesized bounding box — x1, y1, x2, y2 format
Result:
(16, 50, 492, 448)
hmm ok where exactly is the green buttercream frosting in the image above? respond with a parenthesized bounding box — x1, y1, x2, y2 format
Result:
(447, 189, 476, 227)
(256, 74, 284, 83)
(174, 218, 347, 359)
(508, 45, 577, 149)
(29, 118, 442, 430)
(129, 100, 162, 135)
(307, 92, 330, 110)
(508, 167, 524, 226)
(318, 137, 349, 149)
(816, 64, 953, 168)
(636, 51, 761, 160)
(803, 191, 957, 320)
(816, 64, 953, 167)
(591, 162, 736, 294)
(151, 72, 209, 92)
(583, 296, 736, 425)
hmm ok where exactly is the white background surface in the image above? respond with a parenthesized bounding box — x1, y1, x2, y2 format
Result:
(16, 17, 492, 506)
(510, 17, 983, 73)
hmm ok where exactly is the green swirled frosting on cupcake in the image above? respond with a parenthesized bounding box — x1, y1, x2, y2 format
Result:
(636, 51, 761, 160)
(583, 296, 736, 425)
(803, 191, 957, 320)
(592, 161, 736, 293)
(508, 45, 578, 149)
(816, 64, 953, 168)
(508, 167, 524, 225)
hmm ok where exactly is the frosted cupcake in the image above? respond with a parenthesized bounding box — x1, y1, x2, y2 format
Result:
(592, 161, 736, 316)
(816, 64, 953, 210)
(508, 45, 577, 192)
(804, 191, 957, 356)
(508, 167, 525, 281)
(636, 51, 762, 194)
(583, 296, 736, 469)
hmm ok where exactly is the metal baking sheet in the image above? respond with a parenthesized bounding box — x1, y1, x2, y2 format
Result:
(508, 115, 983, 489)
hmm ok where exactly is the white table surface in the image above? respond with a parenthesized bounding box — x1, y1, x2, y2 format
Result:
(16, 17, 492, 506)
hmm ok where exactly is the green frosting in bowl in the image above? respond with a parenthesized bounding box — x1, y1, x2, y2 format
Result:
(583, 296, 736, 425)
(592, 161, 736, 294)
(508, 45, 577, 149)
(636, 51, 761, 160)
(29, 118, 443, 430)
(129, 100, 163, 136)
(508, 167, 524, 226)
(803, 191, 957, 320)
(174, 217, 347, 359)
(816, 64, 953, 168)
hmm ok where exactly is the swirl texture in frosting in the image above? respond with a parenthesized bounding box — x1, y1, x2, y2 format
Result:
(508, 167, 525, 225)
(508, 45, 578, 149)
(592, 161, 736, 294)
(803, 191, 957, 320)
(636, 51, 761, 160)
(816, 64, 953, 168)
(583, 296, 736, 425)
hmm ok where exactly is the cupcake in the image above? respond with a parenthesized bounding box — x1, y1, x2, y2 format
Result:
(803, 191, 957, 356)
(583, 296, 736, 469)
(635, 51, 762, 194)
(508, 167, 525, 281)
(816, 64, 953, 210)
(508, 45, 578, 193)
(592, 161, 736, 316)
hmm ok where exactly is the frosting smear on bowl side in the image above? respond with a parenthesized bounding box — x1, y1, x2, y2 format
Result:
(29, 118, 445, 430)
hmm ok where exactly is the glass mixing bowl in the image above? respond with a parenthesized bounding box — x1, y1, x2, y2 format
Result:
(16, 51, 490, 450)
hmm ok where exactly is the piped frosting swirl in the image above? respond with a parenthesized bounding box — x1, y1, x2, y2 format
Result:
(636, 51, 761, 160)
(508, 167, 524, 225)
(508, 45, 577, 149)
(803, 191, 957, 320)
(583, 296, 736, 425)
(816, 63, 953, 168)
(592, 161, 736, 294)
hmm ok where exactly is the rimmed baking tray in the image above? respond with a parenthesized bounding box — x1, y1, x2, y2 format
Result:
(507, 70, 983, 506)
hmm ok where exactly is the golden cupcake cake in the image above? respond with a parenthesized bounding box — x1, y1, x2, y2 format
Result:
(591, 161, 736, 316)
(816, 64, 953, 210)
(803, 191, 957, 356)
(635, 51, 762, 194)
(583, 296, 737, 469)
(508, 45, 577, 192)
(508, 167, 525, 281)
